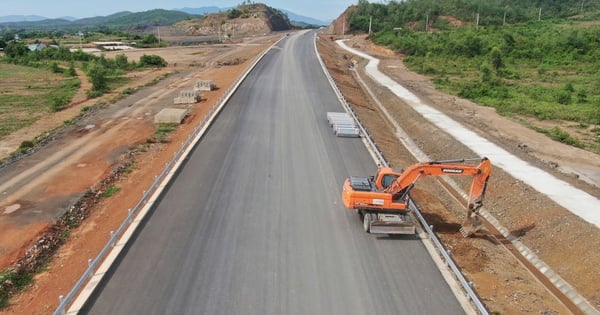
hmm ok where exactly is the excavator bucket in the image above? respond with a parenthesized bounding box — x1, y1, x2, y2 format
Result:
(459, 213, 484, 237)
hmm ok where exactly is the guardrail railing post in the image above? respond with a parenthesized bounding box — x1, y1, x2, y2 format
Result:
(315, 34, 489, 315)
(110, 231, 115, 247)
(53, 35, 286, 315)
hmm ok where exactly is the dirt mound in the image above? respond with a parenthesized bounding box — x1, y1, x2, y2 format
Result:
(176, 3, 291, 37)
(326, 6, 356, 35)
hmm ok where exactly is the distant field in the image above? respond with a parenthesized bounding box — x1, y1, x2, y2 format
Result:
(0, 63, 79, 138)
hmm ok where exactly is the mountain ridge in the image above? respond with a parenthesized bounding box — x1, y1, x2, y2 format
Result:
(0, 5, 329, 29)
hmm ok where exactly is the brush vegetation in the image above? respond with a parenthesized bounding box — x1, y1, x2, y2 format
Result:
(349, 0, 600, 151)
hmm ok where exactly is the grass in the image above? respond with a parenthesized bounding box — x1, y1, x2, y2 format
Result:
(0, 63, 80, 137)
(101, 185, 121, 198)
(404, 55, 600, 152)
(154, 123, 178, 143)
(0, 270, 33, 308)
(406, 55, 598, 122)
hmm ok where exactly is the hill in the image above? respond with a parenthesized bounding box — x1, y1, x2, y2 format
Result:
(0, 9, 199, 32)
(279, 9, 329, 26)
(175, 6, 225, 16)
(0, 15, 48, 23)
(344, 0, 600, 33)
(176, 3, 292, 37)
(175, 6, 327, 27)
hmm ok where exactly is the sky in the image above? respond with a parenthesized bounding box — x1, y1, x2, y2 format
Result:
(2, 0, 356, 22)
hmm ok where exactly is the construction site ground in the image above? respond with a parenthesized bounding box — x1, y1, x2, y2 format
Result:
(318, 34, 600, 314)
(0, 32, 598, 314)
(0, 35, 280, 314)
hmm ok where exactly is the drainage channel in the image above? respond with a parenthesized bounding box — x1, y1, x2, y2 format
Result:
(434, 178, 585, 315)
(340, 40, 596, 315)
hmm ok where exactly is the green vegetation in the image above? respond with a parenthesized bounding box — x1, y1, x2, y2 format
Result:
(153, 123, 179, 143)
(139, 54, 168, 67)
(534, 126, 584, 148)
(101, 184, 121, 198)
(349, 0, 600, 32)
(0, 270, 33, 308)
(0, 9, 199, 32)
(228, 8, 244, 19)
(349, 0, 600, 151)
(0, 64, 80, 137)
(2, 41, 167, 99)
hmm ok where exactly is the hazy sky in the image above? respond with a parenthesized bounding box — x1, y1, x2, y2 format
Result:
(2, 0, 355, 21)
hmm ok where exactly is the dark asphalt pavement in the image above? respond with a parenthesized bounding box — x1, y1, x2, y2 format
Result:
(83, 31, 464, 315)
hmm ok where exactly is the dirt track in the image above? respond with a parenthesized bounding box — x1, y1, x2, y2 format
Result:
(0, 35, 280, 314)
(1, 31, 599, 314)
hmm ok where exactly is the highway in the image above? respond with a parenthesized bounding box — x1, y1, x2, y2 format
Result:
(83, 31, 465, 315)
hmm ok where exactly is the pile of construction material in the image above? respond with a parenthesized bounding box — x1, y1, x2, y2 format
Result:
(326, 112, 359, 137)
(154, 108, 189, 124)
(194, 80, 217, 91)
(174, 90, 201, 104)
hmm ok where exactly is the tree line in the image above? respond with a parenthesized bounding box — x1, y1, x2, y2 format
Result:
(346, 0, 600, 150)
(349, 0, 599, 33)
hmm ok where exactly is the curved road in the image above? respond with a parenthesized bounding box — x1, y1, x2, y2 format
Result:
(83, 31, 465, 315)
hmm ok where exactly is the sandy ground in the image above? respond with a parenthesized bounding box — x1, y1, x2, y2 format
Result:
(1, 31, 599, 315)
(317, 34, 600, 314)
(0, 34, 280, 314)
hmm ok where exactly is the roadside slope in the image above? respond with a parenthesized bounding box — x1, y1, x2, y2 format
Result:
(317, 34, 600, 314)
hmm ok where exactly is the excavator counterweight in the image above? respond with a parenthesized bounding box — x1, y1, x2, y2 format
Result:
(342, 157, 492, 237)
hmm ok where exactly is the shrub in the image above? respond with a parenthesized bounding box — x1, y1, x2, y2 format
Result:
(139, 54, 167, 68)
(101, 185, 121, 198)
(50, 93, 70, 111)
(19, 140, 34, 149)
(555, 90, 572, 105)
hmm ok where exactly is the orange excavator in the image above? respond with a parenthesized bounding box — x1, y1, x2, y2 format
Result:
(342, 157, 491, 237)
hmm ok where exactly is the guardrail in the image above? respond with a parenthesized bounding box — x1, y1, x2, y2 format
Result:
(53, 36, 284, 315)
(313, 34, 489, 315)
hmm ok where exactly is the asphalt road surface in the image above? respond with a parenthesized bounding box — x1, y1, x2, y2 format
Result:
(83, 31, 465, 315)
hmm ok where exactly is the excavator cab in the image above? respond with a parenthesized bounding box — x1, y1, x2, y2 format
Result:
(372, 168, 403, 190)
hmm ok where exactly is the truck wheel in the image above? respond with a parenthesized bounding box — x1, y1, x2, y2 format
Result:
(363, 213, 372, 233)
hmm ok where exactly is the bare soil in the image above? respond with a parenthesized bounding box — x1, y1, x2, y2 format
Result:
(1, 31, 599, 315)
(0, 35, 280, 314)
(317, 34, 600, 314)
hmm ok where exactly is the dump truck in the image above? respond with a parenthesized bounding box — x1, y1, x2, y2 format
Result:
(342, 157, 492, 236)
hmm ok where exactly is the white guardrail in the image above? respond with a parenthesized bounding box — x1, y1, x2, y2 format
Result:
(53, 36, 285, 315)
(313, 34, 489, 315)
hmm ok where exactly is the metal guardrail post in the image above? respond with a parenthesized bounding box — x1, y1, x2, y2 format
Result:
(52, 36, 286, 315)
(313, 33, 489, 315)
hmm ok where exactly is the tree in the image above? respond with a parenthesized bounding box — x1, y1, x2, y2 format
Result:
(142, 34, 159, 45)
(4, 42, 28, 59)
(65, 62, 77, 77)
(115, 54, 129, 69)
(227, 8, 243, 19)
(50, 61, 62, 73)
(86, 63, 108, 93)
(491, 47, 504, 74)
(480, 62, 493, 83)
(139, 54, 167, 68)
